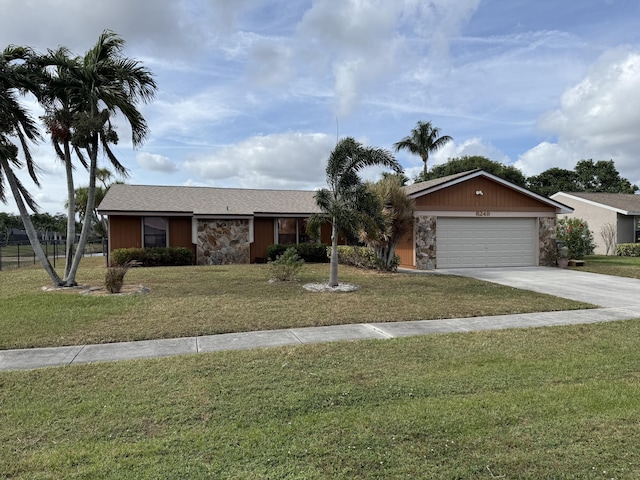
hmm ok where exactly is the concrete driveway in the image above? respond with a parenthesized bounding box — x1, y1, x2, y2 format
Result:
(435, 266, 640, 308)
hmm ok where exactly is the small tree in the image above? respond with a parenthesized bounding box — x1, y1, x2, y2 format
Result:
(599, 222, 617, 256)
(307, 137, 402, 287)
(556, 218, 596, 259)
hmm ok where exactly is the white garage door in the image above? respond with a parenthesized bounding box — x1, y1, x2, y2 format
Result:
(437, 217, 537, 268)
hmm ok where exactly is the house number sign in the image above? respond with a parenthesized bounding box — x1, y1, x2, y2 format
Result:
(476, 210, 491, 217)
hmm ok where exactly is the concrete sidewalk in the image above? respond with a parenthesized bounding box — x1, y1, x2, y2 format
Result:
(3, 266, 640, 371)
(2, 306, 639, 371)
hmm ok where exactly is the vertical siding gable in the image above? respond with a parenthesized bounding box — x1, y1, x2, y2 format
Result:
(414, 177, 554, 211)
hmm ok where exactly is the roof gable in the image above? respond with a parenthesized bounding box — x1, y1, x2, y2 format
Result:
(406, 169, 573, 213)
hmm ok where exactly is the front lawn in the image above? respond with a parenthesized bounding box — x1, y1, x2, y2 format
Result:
(573, 254, 640, 278)
(0, 258, 591, 349)
(2, 320, 639, 478)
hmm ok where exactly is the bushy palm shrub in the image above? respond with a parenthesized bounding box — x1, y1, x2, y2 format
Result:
(104, 260, 137, 293)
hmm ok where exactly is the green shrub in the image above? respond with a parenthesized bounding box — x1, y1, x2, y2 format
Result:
(266, 243, 328, 263)
(111, 247, 194, 267)
(331, 245, 399, 270)
(268, 247, 304, 281)
(616, 243, 640, 257)
(556, 218, 596, 260)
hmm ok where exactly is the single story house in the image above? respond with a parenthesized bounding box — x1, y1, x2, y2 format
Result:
(98, 169, 572, 269)
(550, 192, 640, 255)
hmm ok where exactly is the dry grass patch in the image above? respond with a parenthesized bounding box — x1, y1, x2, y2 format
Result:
(0, 257, 592, 349)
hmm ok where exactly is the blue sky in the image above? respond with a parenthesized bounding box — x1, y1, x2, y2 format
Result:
(2, 0, 640, 214)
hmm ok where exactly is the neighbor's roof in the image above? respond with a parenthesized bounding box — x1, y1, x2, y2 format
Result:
(551, 192, 640, 215)
(97, 184, 322, 216)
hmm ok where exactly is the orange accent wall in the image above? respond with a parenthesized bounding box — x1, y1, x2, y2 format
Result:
(109, 216, 142, 251)
(415, 177, 555, 212)
(396, 224, 415, 268)
(168, 217, 193, 248)
(168, 217, 196, 262)
(320, 224, 332, 245)
(250, 217, 275, 262)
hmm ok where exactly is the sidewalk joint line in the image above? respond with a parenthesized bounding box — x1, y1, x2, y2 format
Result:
(69, 345, 86, 365)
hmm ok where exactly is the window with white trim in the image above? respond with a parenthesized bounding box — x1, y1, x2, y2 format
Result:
(143, 217, 168, 248)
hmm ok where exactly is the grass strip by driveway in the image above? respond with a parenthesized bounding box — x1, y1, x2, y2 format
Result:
(1, 320, 639, 479)
(0, 258, 592, 349)
(573, 254, 640, 279)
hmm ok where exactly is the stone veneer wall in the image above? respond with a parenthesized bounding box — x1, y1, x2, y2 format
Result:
(538, 216, 557, 266)
(197, 219, 250, 265)
(415, 216, 437, 270)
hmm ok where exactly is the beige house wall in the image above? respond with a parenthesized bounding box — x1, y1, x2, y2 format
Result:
(557, 201, 617, 255)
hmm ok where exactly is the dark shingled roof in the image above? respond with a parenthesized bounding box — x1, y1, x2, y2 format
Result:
(554, 192, 640, 215)
(98, 184, 322, 216)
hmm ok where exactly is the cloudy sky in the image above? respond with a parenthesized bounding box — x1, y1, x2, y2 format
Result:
(2, 0, 640, 214)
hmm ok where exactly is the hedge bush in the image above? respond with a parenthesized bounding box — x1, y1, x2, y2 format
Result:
(331, 245, 399, 270)
(111, 247, 195, 267)
(266, 243, 329, 263)
(616, 243, 640, 257)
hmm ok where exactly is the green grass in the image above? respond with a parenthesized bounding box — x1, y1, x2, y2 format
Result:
(0, 258, 591, 349)
(573, 254, 640, 278)
(2, 320, 640, 478)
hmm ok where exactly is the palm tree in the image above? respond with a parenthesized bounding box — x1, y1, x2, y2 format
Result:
(362, 175, 415, 270)
(394, 120, 452, 177)
(47, 31, 156, 286)
(308, 137, 402, 287)
(0, 45, 63, 285)
(40, 46, 87, 279)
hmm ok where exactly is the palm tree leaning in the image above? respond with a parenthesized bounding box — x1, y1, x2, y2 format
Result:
(0, 45, 63, 285)
(394, 120, 452, 178)
(46, 31, 156, 286)
(308, 137, 402, 287)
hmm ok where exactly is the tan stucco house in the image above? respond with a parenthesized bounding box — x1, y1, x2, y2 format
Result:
(98, 169, 572, 269)
(550, 192, 640, 254)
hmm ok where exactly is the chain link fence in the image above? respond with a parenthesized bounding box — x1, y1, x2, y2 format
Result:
(0, 238, 106, 271)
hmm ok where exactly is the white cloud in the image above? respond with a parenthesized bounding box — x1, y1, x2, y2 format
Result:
(518, 48, 640, 184)
(136, 152, 178, 173)
(183, 132, 335, 189)
(295, 0, 403, 115)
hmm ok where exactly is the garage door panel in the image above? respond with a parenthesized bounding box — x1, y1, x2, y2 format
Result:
(437, 218, 536, 268)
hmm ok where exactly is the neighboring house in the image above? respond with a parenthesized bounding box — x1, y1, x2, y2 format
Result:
(550, 192, 640, 255)
(98, 169, 572, 269)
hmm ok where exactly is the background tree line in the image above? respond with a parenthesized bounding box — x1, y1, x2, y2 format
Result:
(414, 156, 638, 196)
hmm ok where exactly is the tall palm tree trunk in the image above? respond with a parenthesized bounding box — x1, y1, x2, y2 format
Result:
(329, 219, 339, 287)
(62, 140, 75, 279)
(1, 158, 62, 286)
(64, 138, 98, 286)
